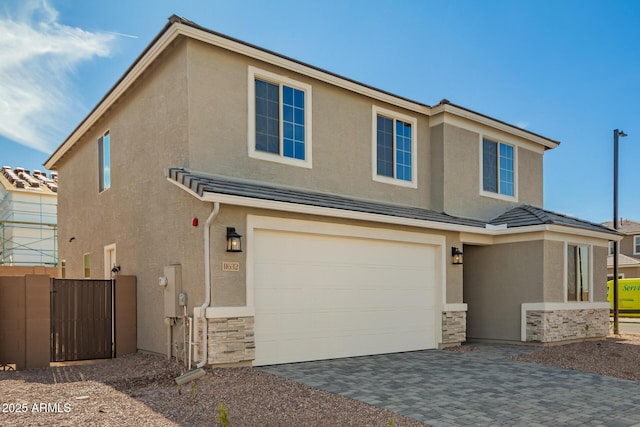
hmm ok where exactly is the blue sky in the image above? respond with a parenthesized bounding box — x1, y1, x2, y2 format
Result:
(2, 0, 639, 224)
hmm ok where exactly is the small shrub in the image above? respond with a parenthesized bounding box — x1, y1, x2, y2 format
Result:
(216, 403, 229, 427)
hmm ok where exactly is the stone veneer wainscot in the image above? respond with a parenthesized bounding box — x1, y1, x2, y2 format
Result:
(196, 316, 255, 364)
(442, 311, 466, 346)
(526, 308, 609, 342)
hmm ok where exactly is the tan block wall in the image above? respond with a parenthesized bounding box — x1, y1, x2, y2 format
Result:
(115, 276, 137, 356)
(25, 275, 50, 368)
(526, 308, 609, 342)
(0, 276, 26, 369)
(0, 275, 51, 369)
(0, 266, 57, 277)
(442, 311, 466, 345)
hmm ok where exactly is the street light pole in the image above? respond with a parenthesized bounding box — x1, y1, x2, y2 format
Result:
(613, 128, 627, 335)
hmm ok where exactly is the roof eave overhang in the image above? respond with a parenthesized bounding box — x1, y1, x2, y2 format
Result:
(168, 177, 615, 241)
(46, 17, 559, 170)
(44, 21, 431, 170)
(430, 103, 560, 150)
(167, 177, 485, 234)
(45, 23, 182, 170)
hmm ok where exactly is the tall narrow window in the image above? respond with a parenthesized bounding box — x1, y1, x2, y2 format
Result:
(98, 131, 110, 192)
(83, 253, 91, 279)
(249, 67, 312, 168)
(483, 138, 514, 197)
(634, 236, 640, 255)
(567, 244, 589, 301)
(372, 106, 417, 187)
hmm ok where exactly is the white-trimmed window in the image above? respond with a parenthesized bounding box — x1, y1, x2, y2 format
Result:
(248, 67, 312, 168)
(481, 137, 516, 200)
(609, 241, 616, 256)
(566, 244, 590, 302)
(83, 253, 91, 279)
(98, 130, 111, 192)
(372, 106, 417, 188)
(634, 236, 640, 255)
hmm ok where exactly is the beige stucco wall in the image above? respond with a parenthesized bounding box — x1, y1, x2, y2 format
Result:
(184, 39, 434, 208)
(55, 39, 211, 355)
(429, 124, 445, 213)
(464, 241, 544, 341)
(430, 122, 544, 221)
(620, 234, 639, 258)
(610, 266, 640, 279)
(592, 245, 608, 301)
(542, 240, 564, 301)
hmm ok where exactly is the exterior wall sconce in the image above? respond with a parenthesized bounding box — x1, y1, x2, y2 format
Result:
(452, 247, 463, 265)
(226, 227, 243, 252)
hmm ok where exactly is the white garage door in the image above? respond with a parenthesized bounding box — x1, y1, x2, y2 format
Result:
(252, 225, 439, 366)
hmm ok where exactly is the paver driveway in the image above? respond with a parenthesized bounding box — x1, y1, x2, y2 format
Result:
(260, 343, 640, 427)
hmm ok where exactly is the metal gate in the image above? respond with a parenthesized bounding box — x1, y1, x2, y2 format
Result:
(50, 279, 114, 362)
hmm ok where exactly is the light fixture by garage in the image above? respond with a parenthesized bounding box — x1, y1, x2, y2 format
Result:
(226, 227, 242, 252)
(451, 247, 463, 265)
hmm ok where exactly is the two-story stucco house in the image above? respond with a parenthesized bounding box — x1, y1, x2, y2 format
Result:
(603, 219, 640, 279)
(44, 16, 618, 366)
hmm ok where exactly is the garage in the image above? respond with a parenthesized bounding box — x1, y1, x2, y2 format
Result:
(250, 217, 442, 366)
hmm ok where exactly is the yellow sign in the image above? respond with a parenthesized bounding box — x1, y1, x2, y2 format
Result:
(607, 278, 640, 318)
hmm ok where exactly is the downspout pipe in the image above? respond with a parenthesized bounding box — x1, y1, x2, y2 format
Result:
(197, 202, 220, 368)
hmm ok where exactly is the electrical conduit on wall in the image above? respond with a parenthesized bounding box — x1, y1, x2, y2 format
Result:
(197, 202, 220, 368)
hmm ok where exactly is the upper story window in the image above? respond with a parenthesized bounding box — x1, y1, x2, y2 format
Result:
(98, 130, 111, 192)
(609, 241, 615, 256)
(83, 253, 91, 279)
(634, 236, 640, 255)
(566, 244, 590, 302)
(481, 137, 516, 199)
(248, 67, 312, 168)
(372, 106, 417, 188)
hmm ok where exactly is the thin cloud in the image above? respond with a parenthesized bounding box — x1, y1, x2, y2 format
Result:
(515, 121, 529, 129)
(0, 0, 115, 153)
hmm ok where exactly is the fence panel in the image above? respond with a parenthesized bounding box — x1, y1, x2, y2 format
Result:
(50, 279, 113, 362)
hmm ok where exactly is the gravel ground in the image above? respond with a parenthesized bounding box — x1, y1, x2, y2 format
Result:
(514, 334, 640, 381)
(0, 354, 424, 427)
(1, 334, 638, 427)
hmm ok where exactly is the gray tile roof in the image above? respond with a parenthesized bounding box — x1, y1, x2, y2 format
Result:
(490, 204, 617, 235)
(168, 168, 486, 228)
(168, 168, 618, 237)
(602, 219, 640, 234)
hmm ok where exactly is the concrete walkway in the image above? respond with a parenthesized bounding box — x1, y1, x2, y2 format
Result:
(260, 344, 640, 427)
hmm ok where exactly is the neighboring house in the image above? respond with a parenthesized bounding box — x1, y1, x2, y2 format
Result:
(602, 219, 640, 279)
(0, 166, 58, 267)
(44, 16, 618, 367)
